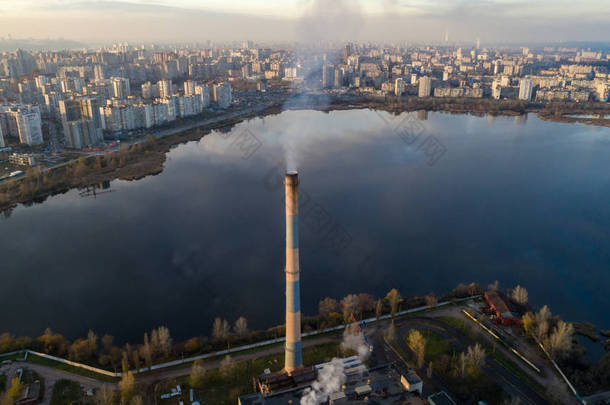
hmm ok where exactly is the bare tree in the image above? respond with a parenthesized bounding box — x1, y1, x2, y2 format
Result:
(156, 326, 172, 358)
(466, 343, 486, 375)
(87, 330, 98, 351)
(2, 378, 23, 405)
(468, 283, 481, 296)
(234, 317, 248, 337)
(219, 355, 234, 377)
(512, 285, 528, 305)
(453, 283, 469, 297)
(407, 330, 426, 368)
(385, 289, 402, 317)
(522, 312, 536, 336)
(118, 371, 135, 404)
(341, 294, 360, 322)
(121, 351, 130, 374)
(456, 352, 468, 378)
(93, 385, 114, 405)
(357, 293, 375, 317)
(375, 299, 383, 319)
(131, 348, 141, 371)
(538, 305, 552, 323)
(547, 321, 574, 357)
(101, 334, 114, 352)
(318, 297, 338, 318)
(532, 305, 552, 342)
(535, 318, 550, 343)
(141, 333, 152, 370)
(212, 318, 231, 341)
(425, 293, 438, 308)
(189, 359, 206, 389)
(150, 329, 160, 357)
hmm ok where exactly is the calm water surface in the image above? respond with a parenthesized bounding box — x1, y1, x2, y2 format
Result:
(1, 109, 609, 343)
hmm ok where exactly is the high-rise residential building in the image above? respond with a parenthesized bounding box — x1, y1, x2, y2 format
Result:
(0, 124, 5, 148)
(111, 77, 131, 99)
(394, 78, 405, 96)
(161, 96, 178, 121)
(519, 78, 533, 101)
(59, 98, 103, 148)
(418, 76, 432, 97)
(333, 68, 343, 88)
(164, 60, 179, 79)
(43, 92, 61, 115)
(184, 80, 196, 97)
(342, 43, 353, 62)
(492, 78, 502, 100)
(34, 75, 48, 89)
(322, 64, 333, 89)
(141, 82, 156, 99)
(212, 83, 232, 109)
(15, 108, 43, 146)
(284, 67, 297, 79)
(158, 79, 173, 98)
(178, 95, 202, 117)
(94, 65, 105, 81)
(195, 84, 210, 108)
(0, 105, 43, 146)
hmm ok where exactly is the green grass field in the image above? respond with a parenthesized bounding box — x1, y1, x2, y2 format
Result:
(156, 342, 344, 405)
(436, 316, 545, 394)
(50, 379, 83, 405)
(422, 330, 452, 361)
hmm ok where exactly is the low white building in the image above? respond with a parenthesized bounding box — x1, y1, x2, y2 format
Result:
(400, 371, 423, 394)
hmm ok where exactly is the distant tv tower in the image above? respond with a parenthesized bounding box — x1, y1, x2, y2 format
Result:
(444, 29, 449, 43)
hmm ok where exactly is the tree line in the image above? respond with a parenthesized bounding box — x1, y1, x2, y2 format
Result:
(0, 282, 482, 372)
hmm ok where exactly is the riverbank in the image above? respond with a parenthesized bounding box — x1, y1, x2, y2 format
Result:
(2, 93, 610, 214)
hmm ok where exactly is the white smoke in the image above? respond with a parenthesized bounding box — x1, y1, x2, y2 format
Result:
(341, 325, 371, 363)
(300, 325, 372, 405)
(300, 358, 346, 405)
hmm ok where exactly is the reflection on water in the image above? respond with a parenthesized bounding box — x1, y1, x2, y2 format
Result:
(0, 109, 609, 343)
(79, 181, 113, 198)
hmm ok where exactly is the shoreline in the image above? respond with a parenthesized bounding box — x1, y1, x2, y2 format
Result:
(2, 94, 610, 213)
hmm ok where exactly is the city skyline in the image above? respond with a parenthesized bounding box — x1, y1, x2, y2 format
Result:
(0, 0, 609, 44)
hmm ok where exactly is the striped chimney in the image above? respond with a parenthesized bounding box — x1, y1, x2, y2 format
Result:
(284, 171, 302, 374)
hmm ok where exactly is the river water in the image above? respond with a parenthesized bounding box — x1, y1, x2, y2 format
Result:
(1, 109, 609, 344)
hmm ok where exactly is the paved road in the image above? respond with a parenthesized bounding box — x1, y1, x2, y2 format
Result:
(391, 317, 549, 405)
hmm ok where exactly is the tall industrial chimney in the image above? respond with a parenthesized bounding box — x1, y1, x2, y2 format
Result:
(284, 171, 302, 374)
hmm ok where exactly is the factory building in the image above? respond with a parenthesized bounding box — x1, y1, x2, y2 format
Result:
(241, 361, 426, 405)
(484, 290, 522, 326)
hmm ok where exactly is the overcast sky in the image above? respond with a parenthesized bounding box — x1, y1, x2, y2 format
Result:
(0, 0, 608, 44)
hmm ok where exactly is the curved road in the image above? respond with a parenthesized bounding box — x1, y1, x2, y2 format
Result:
(392, 317, 549, 405)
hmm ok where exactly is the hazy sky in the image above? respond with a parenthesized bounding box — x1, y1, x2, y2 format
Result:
(0, 0, 609, 44)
